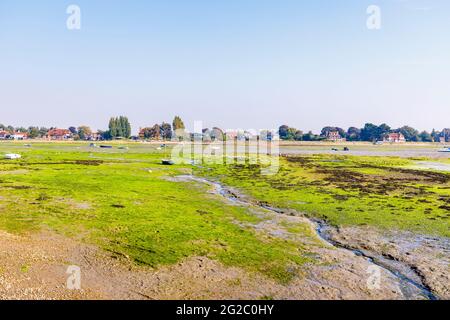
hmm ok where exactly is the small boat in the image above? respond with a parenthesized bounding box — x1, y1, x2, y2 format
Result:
(4, 154, 21, 160)
(438, 147, 450, 153)
(118, 146, 129, 150)
(100, 145, 113, 149)
(343, 147, 350, 152)
(162, 159, 174, 165)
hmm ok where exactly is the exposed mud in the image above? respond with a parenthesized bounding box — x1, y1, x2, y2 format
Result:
(280, 145, 450, 159)
(322, 226, 449, 299)
(1, 172, 446, 300)
(413, 161, 450, 173)
(170, 175, 441, 300)
(0, 230, 405, 300)
(13, 160, 105, 167)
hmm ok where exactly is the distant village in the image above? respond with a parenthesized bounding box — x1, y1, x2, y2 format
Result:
(0, 116, 449, 143)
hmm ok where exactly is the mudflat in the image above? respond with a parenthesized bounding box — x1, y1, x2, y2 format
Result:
(0, 142, 448, 299)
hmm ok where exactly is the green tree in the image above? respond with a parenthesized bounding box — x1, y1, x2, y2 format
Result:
(149, 124, 161, 140)
(172, 116, 185, 140)
(27, 127, 40, 139)
(118, 116, 131, 138)
(39, 127, 49, 138)
(140, 124, 162, 140)
(377, 123, 391, 140)
(320, 127, 345, 138)
(172, 116, 185, 131)
(360, 123, 377, 141)
(100, 130, 112, 140)
(419, 131, 432, 142)
(294, 130, 303, 141)
(302, 131, 322, 141)
(431, 129, 439, 142)
(279, 125, 299, 140)
(108, 116, 131, 139)
(69, 127, 77, 135)
(109, 117, 117, 138)
(397, 125, 419, 142)
(278, 125, 290, 140)
(346, 127, 361, 141)
(115, 118, 123, 137)
(360, 123, 390, 142)
(160, 122, 172, 140)
(441, 128, 450, 142)
(124, 117, 132, 138)
(77, 126, 92, 140)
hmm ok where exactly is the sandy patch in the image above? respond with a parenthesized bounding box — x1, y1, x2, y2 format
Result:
(0, 229, 410, 300)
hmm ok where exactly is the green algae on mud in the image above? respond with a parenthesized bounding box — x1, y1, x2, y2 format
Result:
(194, 154, 450, 238)
(0, 142, 314, 283)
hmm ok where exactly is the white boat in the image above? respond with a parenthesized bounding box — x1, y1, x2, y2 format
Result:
(4, 154, 22, 159)
(438, 147, 450, 153)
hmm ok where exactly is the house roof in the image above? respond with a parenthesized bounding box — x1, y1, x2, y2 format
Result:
(47, 129, 70, 136)
(388, 133, 404, 138)
(328, 131, 341, 136)
(12, 132, 28, 137)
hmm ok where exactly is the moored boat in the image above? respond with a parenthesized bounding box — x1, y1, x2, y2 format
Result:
(162, 159, 174, 165)
(4, 154, 21, 159)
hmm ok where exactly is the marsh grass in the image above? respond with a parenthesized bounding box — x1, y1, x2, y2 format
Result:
(195, 154, 450, 237)
(0, 142, 314, 283)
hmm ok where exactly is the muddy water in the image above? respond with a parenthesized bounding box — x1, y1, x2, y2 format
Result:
(315, 223, 438, 300)
(413, 161, 450, 172)
(279, 146, 450, 159)
(173, 175, 438, 300)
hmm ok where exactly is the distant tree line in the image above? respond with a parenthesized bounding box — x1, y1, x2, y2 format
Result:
(278, 123, 449, 142)
(138, 116, 186, 141)
(1, 119, 448, 143)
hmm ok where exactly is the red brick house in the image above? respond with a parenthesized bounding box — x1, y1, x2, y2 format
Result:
(384, 133, 406, 143)
(46, 129, 72, 141)
(11, 132, 28, 140)
(0, 130, 9, 140)
(326, 131, 344, 142)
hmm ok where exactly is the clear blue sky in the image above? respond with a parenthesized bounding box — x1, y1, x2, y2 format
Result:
(1, 0, 449, 133)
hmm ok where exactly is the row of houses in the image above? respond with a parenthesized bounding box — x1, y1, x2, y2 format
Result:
(326, 130, 449, 143)
(326, 131, 407, 143)
(138, 128, 275, 141)
(0, 131, 28, 140)
(0, 129, 101, 141)
(2, 128, 448, 143)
